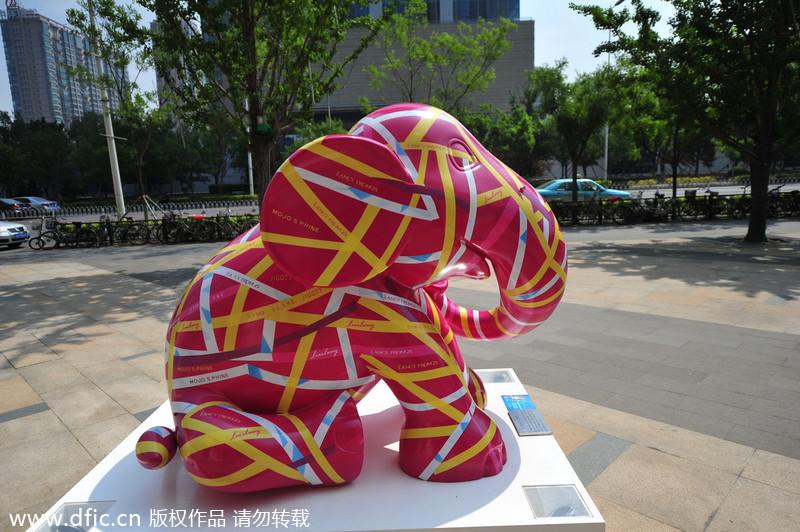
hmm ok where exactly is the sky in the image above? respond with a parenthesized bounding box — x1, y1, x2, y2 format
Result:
(0, 0, 676, 115)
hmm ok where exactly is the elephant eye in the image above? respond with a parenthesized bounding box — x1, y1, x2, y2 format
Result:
(448, 139, 478, 172)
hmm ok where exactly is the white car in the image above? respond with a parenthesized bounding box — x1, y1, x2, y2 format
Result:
(0, 220, 29, 249)
(13, 196, 61, 213)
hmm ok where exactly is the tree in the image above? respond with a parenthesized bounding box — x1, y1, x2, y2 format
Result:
(607, 62, 665, 177)
(0, 112, 21, 196)
(621, 63, 707, 194)
(521, 62, 617, 201)
(458, 105, 541, 178)
(367, 0, 515, 114)
(66, 112, 117, 197)
(572, 0, 800, 242)
(135, 0, 394, 202)
(281, 118, 348, 160)
(67, 0, 171, 200)
(0, 115, 70, 197)
(18, 120, 71, 198)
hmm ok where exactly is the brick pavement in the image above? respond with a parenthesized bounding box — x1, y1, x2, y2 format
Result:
(1, 221, 798, 531)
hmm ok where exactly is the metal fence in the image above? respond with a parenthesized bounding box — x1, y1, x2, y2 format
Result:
(1, 199, 259, 221)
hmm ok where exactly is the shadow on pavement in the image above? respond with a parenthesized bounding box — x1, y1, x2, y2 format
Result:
(567, 236, 800, 300)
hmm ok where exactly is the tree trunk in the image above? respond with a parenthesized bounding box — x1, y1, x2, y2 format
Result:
(137, 163, 146, 198)
(251, 133, 275, 206)
(745, 157, 769, 243)
(571, 159, 579, 202)
(671, 164, 678, 200)
(744, 113, 776, 244)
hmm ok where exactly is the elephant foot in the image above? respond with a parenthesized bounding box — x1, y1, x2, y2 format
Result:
(398, 408, 507, 482)
(177, 391, 364, 492)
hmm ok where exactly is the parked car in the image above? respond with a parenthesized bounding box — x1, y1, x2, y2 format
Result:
(13, 196, 61, 213)
(535, 179, 631, 202)
(0, 220, 29, 248)
(0, 198, 31, 212)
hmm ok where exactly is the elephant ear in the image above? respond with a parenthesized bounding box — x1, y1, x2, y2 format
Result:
(262, 134, 432, 287)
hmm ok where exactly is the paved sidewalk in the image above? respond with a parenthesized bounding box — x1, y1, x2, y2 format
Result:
(1, 220, 798, 531)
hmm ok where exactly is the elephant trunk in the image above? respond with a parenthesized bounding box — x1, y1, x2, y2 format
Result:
(432, 195, 567, 341)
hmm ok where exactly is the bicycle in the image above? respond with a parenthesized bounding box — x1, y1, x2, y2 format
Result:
(97, 215, 151, 246)
(677, 188, 726, 221)
(618, 191, 680, 224)
(27, 215, 56, 249)
(608, 200, 639, 225)
(156, 213, 219, 244)
(767, 185, 791, 218)
(215, 210, 249, 240)
(723, 185, 751, 219)
(705, 188, 730, 220)
(548, 193, 617, 226)
(785, 190, 800, 217)
(28, 219, 97, 249)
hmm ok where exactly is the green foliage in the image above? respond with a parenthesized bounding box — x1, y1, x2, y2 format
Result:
(520, 61, 618, 197)
(572, 0, 800, 241)
(66, 112, 119, 197)
(367, 0, 514, 114)
(0, 116, 70, 197)
(458, 105, 541, 177)
(67, 0, 173, 197)
(135, 0, 395, 200)
(64, 193, 257, 208)
(280, 118, 349, 160)
(207, 184, 255, 195)
(0, 108, 244, 200)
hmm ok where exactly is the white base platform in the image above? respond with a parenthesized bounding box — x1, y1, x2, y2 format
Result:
(31, 368, 604, 531)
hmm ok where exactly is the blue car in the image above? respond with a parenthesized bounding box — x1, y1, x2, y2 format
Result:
(535, 179, 631, 202)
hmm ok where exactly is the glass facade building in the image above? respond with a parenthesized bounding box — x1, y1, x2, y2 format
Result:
(375, 0, 520, 23)
(329, 0, 531, 115)
(0, 5, 124, 126)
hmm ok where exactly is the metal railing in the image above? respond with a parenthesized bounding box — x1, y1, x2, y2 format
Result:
(1, 199, 260, 220)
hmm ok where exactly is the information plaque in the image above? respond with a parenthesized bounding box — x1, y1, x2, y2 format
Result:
(503, 394, 553, 436)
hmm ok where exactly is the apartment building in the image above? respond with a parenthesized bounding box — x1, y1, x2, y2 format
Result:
(0, 3, 124, 126)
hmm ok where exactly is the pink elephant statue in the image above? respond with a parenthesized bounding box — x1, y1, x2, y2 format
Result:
(136, 103, 567, 492)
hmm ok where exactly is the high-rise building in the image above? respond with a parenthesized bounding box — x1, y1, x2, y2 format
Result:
(0, 1, 125, 126)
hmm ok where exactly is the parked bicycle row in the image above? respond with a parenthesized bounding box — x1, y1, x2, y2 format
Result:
(550, 188, 800, 226)
(20, 189, 800, 249)
(27, 213, 260, 250)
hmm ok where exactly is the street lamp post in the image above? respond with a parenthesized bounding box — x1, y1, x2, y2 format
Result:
(603, 0, 627, 182)
(88, 0, 125, 219)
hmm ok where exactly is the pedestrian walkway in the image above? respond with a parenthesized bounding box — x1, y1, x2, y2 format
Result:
(0, 221, 798, 531)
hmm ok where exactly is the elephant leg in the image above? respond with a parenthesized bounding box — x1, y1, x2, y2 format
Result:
(176, 390, 364, 492)
(361, 353, 506, 482)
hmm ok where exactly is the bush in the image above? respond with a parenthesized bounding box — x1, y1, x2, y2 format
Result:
(731, 165, 749, 177)
(208, 184, 252, 195)
(61, 193, 258, 209)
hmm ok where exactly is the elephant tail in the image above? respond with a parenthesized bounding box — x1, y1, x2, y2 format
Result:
(135, 426, 178, 470)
